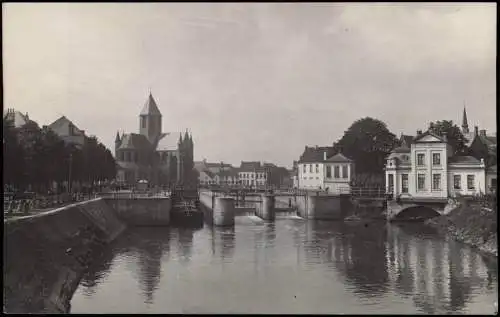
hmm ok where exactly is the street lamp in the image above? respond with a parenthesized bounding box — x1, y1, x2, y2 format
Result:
(68, 152, 73, 194)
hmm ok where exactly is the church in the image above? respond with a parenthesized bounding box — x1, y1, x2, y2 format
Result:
(114, 93, 195, 187)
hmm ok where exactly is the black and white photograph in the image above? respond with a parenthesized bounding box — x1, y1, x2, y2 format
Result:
(3, 2, 497, 314)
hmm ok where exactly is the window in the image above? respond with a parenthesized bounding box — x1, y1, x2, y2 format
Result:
(491, 178, 497, 191)
(432, 153, 441, 166)
(326, 166, 332, 178)
(342, 165, 348, 179)
(141, 116, 146, 128)
(417, 153, 425, 166)
(467, 175, 475, 190)
(303, 165, 306, 173)
(453, 175, 461, 190)
(334, 166, 340, 178)
(315, 164, 319, 173)
(309, 164, 312, 173)
(432, 174, 441, 190)
(388, 174, 394, 192)
(417, 174, 425, 191)
(402, 174, 409, 193)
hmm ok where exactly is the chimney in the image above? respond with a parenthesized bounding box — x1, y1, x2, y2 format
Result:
(475, 126, 479, 136)
(442, 132, 447, 142)
(417, 130, 422, 135)
(315, 145, 318, 149)
(323, 151, 327, 161)
(430, 122, 434, 129)
(480, 129, 486, 137)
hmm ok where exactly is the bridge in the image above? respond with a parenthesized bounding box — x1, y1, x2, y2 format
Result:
(386, 195, 460, 221)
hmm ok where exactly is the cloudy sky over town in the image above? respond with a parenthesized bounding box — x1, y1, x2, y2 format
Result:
(3, 3, 496, 167)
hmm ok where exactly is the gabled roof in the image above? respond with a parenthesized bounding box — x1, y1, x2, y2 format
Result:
(140, 93, 162, 116)
(48, 115, 85, 136)
(298, 146, 335, 163)
(117, 133, 152, 150)
(200, 169, 215, 178)
(448, 155, 482, 165)
(217, 169, 239, 178)
(156, 132, 181, 151)
(325, 153, 353, 163)
(412, 131, 446, 143)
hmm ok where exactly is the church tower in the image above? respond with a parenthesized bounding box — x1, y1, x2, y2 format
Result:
(139, 92, 162, 144)
(462, 105, 469, 134)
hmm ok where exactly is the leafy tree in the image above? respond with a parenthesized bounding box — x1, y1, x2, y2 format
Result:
(3, 116, 25, 190)
(427, 120, 468, 155)
(333, 117, 398, 175)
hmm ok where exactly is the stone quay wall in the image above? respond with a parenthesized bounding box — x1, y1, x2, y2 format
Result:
(3, 197, 172, 314)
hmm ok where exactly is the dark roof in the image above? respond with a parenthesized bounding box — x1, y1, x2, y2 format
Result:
(217, 169, 239, 177)
(448, 156, 482, 165)
(140, 93, 162, 116)
(117, 133, 152, 150)
(413, 131, 446, 143)
(400, 134, 414, 147)
(298, 146, 335, 163)
(391, 146, 411, 153)
(201, 169, 215, 178)
(325, 153, 353, 163)
(240, 161, 261, 171)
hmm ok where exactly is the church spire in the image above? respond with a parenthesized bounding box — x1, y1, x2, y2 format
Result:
(462, 103, 469, 134)
(115, 131, 121, 143)
(178, 132, 183, 146)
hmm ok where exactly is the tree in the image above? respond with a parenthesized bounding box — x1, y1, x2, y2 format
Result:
(427, 120, 468, 155)
(3, 116, 25, 190)
(334, 117, 398, 176)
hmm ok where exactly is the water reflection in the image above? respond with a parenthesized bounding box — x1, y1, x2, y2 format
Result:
(71, 221, 497, 314)
(211, 227, 236, 261)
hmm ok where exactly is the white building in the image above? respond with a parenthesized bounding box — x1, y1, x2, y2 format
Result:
(238, 161, 267, 187)
(385, 130, 487, 199)
(297, 146, 354, 193)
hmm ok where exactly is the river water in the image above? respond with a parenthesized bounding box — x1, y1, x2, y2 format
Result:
(70, 217, 498, 314)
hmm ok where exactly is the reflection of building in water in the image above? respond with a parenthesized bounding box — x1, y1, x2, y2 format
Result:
(175, 228, 196, 264)
(385, 225, 494, 314)
(211, 227, 236, 260)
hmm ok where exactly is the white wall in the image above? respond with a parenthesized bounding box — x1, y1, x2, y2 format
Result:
(323, 162, 352, 193)
(298, 163, 324, 189)
(410, 142, 449, 198)
(447, 167, 486, 196)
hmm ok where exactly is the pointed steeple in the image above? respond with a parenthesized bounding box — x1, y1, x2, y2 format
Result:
(140, 92, 162, 116)
(184, 129, 189, 145)
(462, 103, 469, 134)
(115, 131, 121, 143)
(178, 132, 183, 146)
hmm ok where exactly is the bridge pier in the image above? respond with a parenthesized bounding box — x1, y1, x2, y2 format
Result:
(213, 197, 235, 227)
(256, 194, 275, 221)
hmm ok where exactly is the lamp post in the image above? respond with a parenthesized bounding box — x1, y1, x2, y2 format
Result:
(68, 152, 73, 194)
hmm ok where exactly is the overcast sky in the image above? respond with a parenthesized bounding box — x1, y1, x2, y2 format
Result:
(3, 3, 496, 168)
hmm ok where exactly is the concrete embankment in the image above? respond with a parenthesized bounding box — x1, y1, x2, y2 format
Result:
(425, 202, 498, 257)
(3, 197, 172, 314)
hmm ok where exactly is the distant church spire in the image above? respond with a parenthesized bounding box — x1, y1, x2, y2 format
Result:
(462, 103, 469, 134)
(115, 131, 121, 143)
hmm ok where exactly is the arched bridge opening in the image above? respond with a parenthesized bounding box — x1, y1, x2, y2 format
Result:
(392, 205, 441, 222)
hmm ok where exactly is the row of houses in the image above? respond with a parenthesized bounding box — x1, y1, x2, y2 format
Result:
(386, 109, 497, 198)
(292, 107, 497, 198)
(194, 160, 293, 188)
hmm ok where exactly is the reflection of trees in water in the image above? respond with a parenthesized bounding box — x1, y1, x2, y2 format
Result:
(79, 246, 115, 296)
(447, 242, 473, 312)
(110, 228, 171, 305)
(308, 221, 390, 297)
